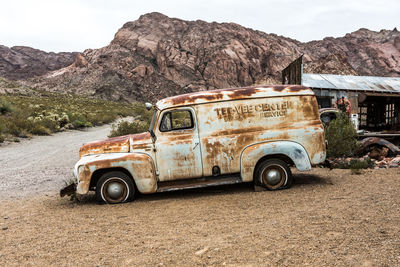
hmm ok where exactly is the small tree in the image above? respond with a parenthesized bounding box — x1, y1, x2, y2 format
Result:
(325, 111, 359, 158)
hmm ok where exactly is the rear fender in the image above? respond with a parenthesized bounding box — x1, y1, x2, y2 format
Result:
(75, 153, 157, 194)
(240, 141, 311, 182)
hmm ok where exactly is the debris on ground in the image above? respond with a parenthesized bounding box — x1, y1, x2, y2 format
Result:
(328, 137, 400, 168)
(358, 137, 400, 160)
(329, 155, 400, 169)
(374, 156, 400, 168)
(369, 146, 389, 160)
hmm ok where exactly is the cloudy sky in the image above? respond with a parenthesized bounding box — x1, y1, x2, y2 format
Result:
(1, 0, 399, 52)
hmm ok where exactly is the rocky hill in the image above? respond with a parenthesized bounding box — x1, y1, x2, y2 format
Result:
(0, 45, 77, 80)
(302, 28, 400, 77)
(2, 13, 400, 102)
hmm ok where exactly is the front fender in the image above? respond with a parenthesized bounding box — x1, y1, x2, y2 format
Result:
(240, 141, 312, 182)
(74, 153, 157, 194)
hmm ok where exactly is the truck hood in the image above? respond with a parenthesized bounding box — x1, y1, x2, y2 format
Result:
(79, 132, 152, 158)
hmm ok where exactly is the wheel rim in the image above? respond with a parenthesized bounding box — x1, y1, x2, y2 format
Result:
(102, 178, 128, 203)
(261, 165, 287, 190)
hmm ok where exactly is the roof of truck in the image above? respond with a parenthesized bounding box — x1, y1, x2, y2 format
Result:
(156, 85, 314, 110)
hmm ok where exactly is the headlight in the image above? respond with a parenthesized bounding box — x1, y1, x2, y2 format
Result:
(78, 165, 85, 174)
(73, 165, 85, 178)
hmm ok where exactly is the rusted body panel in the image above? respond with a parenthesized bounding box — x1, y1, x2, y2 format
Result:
(193, 94, 325, 177)
(69, 85, 326, 199)
(240, 141, 312, 182)
(156, 85, 314, 110)
(74, 152, 157, 194)
(153, 107, 203, 181)
(79, 132, 151, 158)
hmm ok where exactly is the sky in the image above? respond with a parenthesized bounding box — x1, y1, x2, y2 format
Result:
(0, 0, 399, 53)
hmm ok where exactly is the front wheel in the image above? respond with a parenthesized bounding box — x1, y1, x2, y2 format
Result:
(96, 171, 135, 204)
(255, 159, 292, 190)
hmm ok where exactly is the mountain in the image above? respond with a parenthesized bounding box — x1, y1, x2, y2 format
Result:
(302, 28, 400, 77)
(2, 13, 400, 102)
(0, 45, 77, 80)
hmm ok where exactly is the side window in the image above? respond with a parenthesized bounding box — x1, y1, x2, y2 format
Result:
(160, 110, 194, 132)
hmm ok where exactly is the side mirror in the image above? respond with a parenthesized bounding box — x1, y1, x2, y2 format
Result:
(145, 102, 153, 110)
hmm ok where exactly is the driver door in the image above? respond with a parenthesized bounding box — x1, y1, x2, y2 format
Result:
(154, 107, 203, 181)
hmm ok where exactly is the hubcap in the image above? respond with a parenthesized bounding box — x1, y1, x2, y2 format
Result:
(107, 182, 124, 199)
(265, 169, 281, 185)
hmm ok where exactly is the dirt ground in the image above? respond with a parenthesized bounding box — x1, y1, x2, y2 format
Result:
(1, 167, 399, 266)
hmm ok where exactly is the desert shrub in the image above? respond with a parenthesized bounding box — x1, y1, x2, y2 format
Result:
(335, 157, 375, 169)
(325, 111, 360, 158)
(109, 120, 150, 137)
(0, 92, 143, 140)
(0, 117, 5, 142)
(39, 117, 59, 132)
(0, 100, 13, 114)
(108, 102, 153, 137)
(5, 121, 23, 136)
(30, 124, 52, 135)
(72, 119, 89, 128)
(66, 112, 88, 128)
(335, 157, 375, 174)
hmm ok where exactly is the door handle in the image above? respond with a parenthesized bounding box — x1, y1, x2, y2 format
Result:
(193, 142, 199, 150)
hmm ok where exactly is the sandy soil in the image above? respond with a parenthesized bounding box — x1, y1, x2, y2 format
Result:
(1, 165, 399, 266)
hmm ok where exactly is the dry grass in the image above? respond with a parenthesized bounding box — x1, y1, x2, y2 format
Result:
(0, 91, 148, 142)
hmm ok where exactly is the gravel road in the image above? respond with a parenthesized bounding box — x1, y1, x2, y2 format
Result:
(0, 125, 111, 199)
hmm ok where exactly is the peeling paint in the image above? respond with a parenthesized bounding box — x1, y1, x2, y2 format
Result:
(70, 85, 326, 198)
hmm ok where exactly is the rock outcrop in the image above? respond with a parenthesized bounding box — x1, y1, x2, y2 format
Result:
(2, 13, 400, 102)
(0, 45, 77, 80)
(302, 28, 400, 77)
(33, 13, 304, 101)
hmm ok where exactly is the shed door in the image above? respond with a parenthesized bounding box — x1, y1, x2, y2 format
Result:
(155, 108, 203, 181)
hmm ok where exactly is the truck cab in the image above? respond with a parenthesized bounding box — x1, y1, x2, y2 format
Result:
(67, 85, 326, 204)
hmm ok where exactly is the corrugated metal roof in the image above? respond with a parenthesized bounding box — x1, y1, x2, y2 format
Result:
(302, 73, 400, 94)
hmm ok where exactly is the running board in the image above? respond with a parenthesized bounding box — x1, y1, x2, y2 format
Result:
(157, 175, 242, 193)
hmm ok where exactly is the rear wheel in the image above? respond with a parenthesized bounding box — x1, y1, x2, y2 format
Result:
(255, 159, 292, 190)
(96, 171, 135, 204)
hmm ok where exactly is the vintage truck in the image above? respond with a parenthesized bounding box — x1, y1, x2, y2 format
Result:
(62, 85, 326, 204)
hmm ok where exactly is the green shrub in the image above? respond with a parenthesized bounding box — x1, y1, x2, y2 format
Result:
(325, 112, 360, 158)
(336, 157, 375, 169)
(5, 121, 22, 136)
(30, 124, 52, 135)
(0, 92, 143, 140)
(0, 134, 4, 143)
(109, 120, 150, 137)
(0, 100, 13, 114)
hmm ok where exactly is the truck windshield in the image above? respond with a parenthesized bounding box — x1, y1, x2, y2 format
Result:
(149, 110, 157, 131)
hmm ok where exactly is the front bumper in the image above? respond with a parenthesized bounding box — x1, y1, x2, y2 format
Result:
(60, 183, 77, 197)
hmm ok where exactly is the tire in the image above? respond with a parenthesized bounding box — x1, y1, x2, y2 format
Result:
(96, 171, 135, 204)
(255, 159, 292, 190)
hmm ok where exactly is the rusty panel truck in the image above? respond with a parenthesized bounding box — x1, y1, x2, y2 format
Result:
(62, 85, 326, 204)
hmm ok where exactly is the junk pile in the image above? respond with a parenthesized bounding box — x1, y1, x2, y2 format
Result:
(329, 137, 400, 169)
(358, 137, 400, 168)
